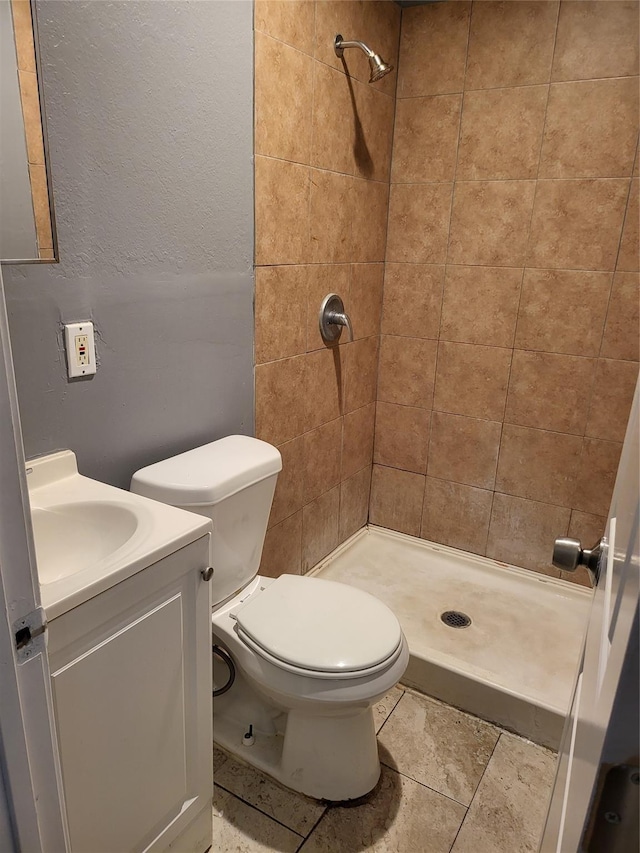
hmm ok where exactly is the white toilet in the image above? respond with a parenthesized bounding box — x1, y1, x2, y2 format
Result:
(131, 435, 409, 801)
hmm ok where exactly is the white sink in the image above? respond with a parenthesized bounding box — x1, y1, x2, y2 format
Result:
(27, 450, 212, 619)
(32, 502, 140, 585)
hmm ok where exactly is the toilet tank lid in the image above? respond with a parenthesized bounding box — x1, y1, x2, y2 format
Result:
(130, 436, 282, 506)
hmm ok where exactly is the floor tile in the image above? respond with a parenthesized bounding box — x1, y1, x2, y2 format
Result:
(378, 690, 500, 806)
(373, 685, 405, 734)
(213, 785, 302, 853)
(451, 733, 557, 853)
(299, 764, 466, 853)
(215, 754, 326, 836)
(214, 745, 229, 773)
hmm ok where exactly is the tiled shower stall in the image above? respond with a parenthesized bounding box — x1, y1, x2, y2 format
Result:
(253, 0, 639, 584)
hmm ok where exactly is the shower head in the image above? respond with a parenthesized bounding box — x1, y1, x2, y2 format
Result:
(334, 35, 394, 84)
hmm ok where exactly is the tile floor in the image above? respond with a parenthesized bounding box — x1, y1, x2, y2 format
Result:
(212, 685, 557, 852)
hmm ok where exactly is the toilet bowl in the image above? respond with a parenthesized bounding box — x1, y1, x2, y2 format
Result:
(131, 435, 409, 800)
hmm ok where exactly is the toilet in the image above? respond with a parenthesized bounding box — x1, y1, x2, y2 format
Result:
(131, 435, 409, 801)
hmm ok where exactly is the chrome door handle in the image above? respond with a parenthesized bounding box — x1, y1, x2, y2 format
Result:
(552, 537, 603, 585)
(201, 567, 214, 582)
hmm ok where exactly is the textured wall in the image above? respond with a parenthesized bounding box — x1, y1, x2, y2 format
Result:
(253, 0, 400, 575)
(3, 1, 255, 488)
(371, 0, 640, 584)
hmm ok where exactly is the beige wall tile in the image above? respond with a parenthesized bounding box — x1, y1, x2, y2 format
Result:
(504, 350, 596, 435)
(255, 266, 307, 364)
(440, 265, 521, 347)
(255, 0, 315, 55)
(391, 95, 462, 182)
(260, 511, 303, 578)
(496, 424, 582, 507)
(342, 336, 379, 413)
(313, 1, 362, 70)
(527, 179, 629, 270)
(457, 86, 548, 181)
(617, 178, 639, 272)
(269, 436, 304, 527)
(382, 263, 444, 339)
(309, 169, 352, 263)
(378, 335, 437, 408)
(306, 264, 351, 352)
(421, 478, 493, 555)
(374, 402, 430, 473)
(304, 346, 343, 431)
(539, 78, 639, 179)
(465, 1, 559, 90)
(351, 178, 389, 262)
(342, 403, 376, 479)
(386, 183, 453, 263)
(311, 61, 356, 175)
(573, 437, 622, 516)
(339, 466, 372, 541)
(349, 263, 383, 340)
(552, 0, 639, 82)
(11, 0, 36, 72)
(255, 156, 310, 264)
(303, 417, 343, 503)
(486, 493, 569, 576)
(515, 269, 612, 357)
(360, 0, 402, 98)
(369, 465, 425, 536)
(601, 272, 640, 361)
(397, 2, 471, 97)
(255, 33, 313, 165)
(428, 411, 501, 489)
(302, 485, 340, 571)
(255, 355, 307, 445)
(352, 80, 396, 182)
(434, 342, 512, 421)
(586, 359, 638, 442)
(17, 70, 45, 165)
(448, 181, 536, 267)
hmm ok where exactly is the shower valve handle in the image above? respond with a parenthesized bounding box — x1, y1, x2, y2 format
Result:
(319, 293, 354, 343)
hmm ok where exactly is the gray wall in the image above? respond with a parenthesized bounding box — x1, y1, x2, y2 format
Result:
(3, 0, 255, 488)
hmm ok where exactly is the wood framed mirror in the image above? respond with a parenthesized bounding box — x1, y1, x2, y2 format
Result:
(1, 0, 58, 263)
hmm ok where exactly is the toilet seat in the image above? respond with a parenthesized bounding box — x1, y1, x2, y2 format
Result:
(232, 575, 403, 679)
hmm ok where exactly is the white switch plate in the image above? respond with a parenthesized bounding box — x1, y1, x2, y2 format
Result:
(64, 321, 97, 378)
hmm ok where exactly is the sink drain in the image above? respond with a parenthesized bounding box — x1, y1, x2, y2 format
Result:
(441, 610, 471, 629)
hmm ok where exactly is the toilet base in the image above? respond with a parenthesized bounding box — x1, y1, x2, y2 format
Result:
(213, 666, 381, 801)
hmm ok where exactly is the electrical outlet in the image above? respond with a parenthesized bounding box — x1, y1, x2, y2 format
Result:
(64, 321, 97, 378)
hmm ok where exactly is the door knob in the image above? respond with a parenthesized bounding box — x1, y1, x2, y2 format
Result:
(552, 537, 603, 585)
(201, 567, 214, 581)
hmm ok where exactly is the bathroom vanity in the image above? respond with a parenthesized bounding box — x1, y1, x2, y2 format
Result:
(28, 451, 213, 853)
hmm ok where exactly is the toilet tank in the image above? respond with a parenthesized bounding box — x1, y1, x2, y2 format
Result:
(130, 436, 282, 607)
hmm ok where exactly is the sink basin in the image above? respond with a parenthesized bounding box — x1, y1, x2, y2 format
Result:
(32, 502, 139, 584)
(26, 449, 212, 619)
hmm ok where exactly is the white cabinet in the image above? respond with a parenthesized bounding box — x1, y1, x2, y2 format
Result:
(47, 537, 212, 853)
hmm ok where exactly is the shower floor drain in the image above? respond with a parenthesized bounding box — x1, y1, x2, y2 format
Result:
(441, 610, 472, 629)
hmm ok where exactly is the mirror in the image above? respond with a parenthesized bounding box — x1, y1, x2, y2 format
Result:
(0, 0, 57, 262)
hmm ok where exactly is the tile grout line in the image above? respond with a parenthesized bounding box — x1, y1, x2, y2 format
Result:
(446, 731, 504, 852)
(215, 782, 307, 842)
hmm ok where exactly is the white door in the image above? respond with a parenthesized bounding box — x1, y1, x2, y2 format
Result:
(540, 376, 640, 852)
(0, 267, 68, 851)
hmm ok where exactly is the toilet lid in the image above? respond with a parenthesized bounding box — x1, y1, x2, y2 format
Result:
(233, 575, 402, 673)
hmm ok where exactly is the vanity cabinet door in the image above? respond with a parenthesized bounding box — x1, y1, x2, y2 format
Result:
(47, 537, 212, 853)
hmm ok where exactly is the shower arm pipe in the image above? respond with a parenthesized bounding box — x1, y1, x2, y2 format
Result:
(334, 36, 376, 59)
